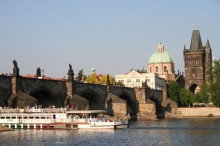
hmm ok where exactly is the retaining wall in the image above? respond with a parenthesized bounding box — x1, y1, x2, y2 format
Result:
(177, 107, 220, 117)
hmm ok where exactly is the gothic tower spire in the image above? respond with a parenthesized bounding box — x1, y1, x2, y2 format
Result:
(205, 39, 211, 49)
(190, 30, 203, 50)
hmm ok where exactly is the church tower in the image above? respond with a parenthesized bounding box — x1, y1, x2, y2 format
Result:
(183, 29, 212, 93)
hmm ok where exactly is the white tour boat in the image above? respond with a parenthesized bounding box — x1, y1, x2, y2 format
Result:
(0, 109, 129, 129)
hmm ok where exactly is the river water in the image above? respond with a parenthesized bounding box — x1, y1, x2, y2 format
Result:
(1, 118, 220, 146)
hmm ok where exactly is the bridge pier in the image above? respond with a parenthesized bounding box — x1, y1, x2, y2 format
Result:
(135, 88, 157, 120)
(105, 93, 127, 118)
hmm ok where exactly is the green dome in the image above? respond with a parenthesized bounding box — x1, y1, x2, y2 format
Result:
(148, 43, 173, 64)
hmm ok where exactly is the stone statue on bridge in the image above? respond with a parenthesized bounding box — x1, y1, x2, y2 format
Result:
(13, 60, 18, 68)
(12, 60, 19, 77)
(69, 64, 72, 70)
(36, 67, 41, 77)
(67, 63, 74, 81)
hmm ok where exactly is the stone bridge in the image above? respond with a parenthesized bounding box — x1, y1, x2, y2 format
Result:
(0, 61, 175, 120)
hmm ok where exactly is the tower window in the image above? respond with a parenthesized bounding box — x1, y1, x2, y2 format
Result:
(164, 66, 167, 73)
(155, 67, 158, 73)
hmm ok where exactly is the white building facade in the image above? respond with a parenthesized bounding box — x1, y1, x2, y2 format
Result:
(115, 70, 166, 89)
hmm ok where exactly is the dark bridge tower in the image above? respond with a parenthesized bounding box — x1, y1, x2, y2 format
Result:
(183, 29, 212, 93)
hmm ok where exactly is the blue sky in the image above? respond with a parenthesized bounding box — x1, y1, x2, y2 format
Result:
(0, 0, 220, 78)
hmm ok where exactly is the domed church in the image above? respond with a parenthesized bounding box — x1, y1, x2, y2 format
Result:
(148, 43, 176, 81)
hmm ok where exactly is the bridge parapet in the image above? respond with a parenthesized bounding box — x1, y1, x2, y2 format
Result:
(75, 82, 107, 90)
(109, 86, 133, 95)
(18, 77, 66, 94)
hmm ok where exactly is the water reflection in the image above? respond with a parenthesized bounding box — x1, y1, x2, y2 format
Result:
(0, 118, 220, 146)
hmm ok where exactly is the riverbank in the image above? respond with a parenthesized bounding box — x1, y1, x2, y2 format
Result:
(177, 107, 220, 118)
(0, 124, 12, 132)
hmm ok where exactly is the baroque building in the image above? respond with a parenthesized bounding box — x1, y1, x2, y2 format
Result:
(148, 43, 176, 81)
(183, 29, 212, 93)
(115, 69, 166, 89)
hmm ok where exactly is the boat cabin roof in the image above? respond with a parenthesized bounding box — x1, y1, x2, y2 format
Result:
(66, 110, 106, 114)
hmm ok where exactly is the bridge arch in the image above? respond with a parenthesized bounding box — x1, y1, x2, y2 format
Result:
(119, 92, 136, 116)
(189, 83, 199, 94)
(79, 89, 104, 110)
(30, 86, 60, 108)
(150, 95, 162, 116)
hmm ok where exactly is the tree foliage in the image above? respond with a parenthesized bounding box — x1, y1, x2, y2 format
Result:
(86, 74, 99, 84)
(75, 69, 87, 82)
(99, 74, 114, 85)
(180, 88, 196, 107)
(168, 81, 179, 103)
(85, 73, 114, 85)
(115, 81, 125, 87)
(195, 82, 209, 103)
(209, 59, 220, 106)
(76, 69, 84, 82)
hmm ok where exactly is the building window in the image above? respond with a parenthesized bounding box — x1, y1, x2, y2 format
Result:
(164, 66, 167, 73)
(136, 79, 140, 82)
(127, 79, 131, 83)
(150, 67, 151, 73)
(119, 80, 124, 83)
(155, 67, 158, 73)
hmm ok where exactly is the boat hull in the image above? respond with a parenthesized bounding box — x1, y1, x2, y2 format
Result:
(78, 121, 129, 129)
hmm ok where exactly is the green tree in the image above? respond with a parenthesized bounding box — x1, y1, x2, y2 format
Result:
(115, 81, 125, 87)
(82, 75, 87, 81)
(195, 82, 209, 103)
(168, 81, 179, 103)
(209, 59, 220, 106)
(76, 69, 84, 82)
(180, 88, 196, 107)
